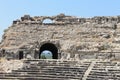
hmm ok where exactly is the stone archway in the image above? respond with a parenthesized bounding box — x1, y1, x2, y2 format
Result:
(42, 19, 53, 24)
(42, 17, 54, 24)
(39, 43, 58, 59)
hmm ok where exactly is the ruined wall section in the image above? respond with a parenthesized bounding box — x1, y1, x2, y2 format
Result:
(1, 14, 120, 59)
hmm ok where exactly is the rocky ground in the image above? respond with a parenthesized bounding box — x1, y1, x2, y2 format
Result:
(0, 58, 23, 73)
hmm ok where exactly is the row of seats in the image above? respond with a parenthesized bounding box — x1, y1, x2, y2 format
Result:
(0, 59, 91, 80)
(87, 61, 120, 80)
(1, 59, 120, 80)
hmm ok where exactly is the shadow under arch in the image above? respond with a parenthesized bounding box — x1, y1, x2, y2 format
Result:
(39, 43, 58, 59)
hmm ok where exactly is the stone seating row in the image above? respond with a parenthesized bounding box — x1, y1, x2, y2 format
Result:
(87, 61, 120, 80)
(0, 59, 90, 80)
(2, 59, 120, 80)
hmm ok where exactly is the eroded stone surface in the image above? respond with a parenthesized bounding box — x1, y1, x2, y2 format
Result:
(0, 59, 23, 73)
(0, 14, 120, 60)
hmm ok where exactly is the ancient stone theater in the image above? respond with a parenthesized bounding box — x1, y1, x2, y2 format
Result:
(0, 14, 120, 80)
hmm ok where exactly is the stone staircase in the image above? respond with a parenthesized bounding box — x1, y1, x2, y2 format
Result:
(0, 59, 120, 80)
(0, 59, 91, 80)
(87, 61, 120, 80)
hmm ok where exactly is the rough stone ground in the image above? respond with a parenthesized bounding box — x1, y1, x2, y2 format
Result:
(0, 58, 23, 73)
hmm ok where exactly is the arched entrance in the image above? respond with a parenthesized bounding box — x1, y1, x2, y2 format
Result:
(39, 43, 58, 59)
(42, 18, 53, 24)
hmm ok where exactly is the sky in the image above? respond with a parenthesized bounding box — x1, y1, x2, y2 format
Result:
(0, 0, 120, 41)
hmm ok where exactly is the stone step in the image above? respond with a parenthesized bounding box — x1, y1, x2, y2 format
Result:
(87, 75, 119, 79)
(0, 76, 70, 80)
(0, 73, 82, 80)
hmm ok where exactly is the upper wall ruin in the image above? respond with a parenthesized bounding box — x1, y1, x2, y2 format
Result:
(1, 14, 120, 60)
(13, 13, 120, 25)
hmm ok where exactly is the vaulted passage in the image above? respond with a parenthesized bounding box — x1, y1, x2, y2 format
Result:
(40, 43, 58, 59)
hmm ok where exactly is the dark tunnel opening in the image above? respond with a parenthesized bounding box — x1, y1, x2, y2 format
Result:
(39, 43, 58, 59)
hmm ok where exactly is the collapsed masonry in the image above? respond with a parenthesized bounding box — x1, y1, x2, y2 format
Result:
(0, 13, 120, 60)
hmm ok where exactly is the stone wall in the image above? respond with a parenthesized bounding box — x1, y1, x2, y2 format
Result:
(0, 14, 120, 60)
